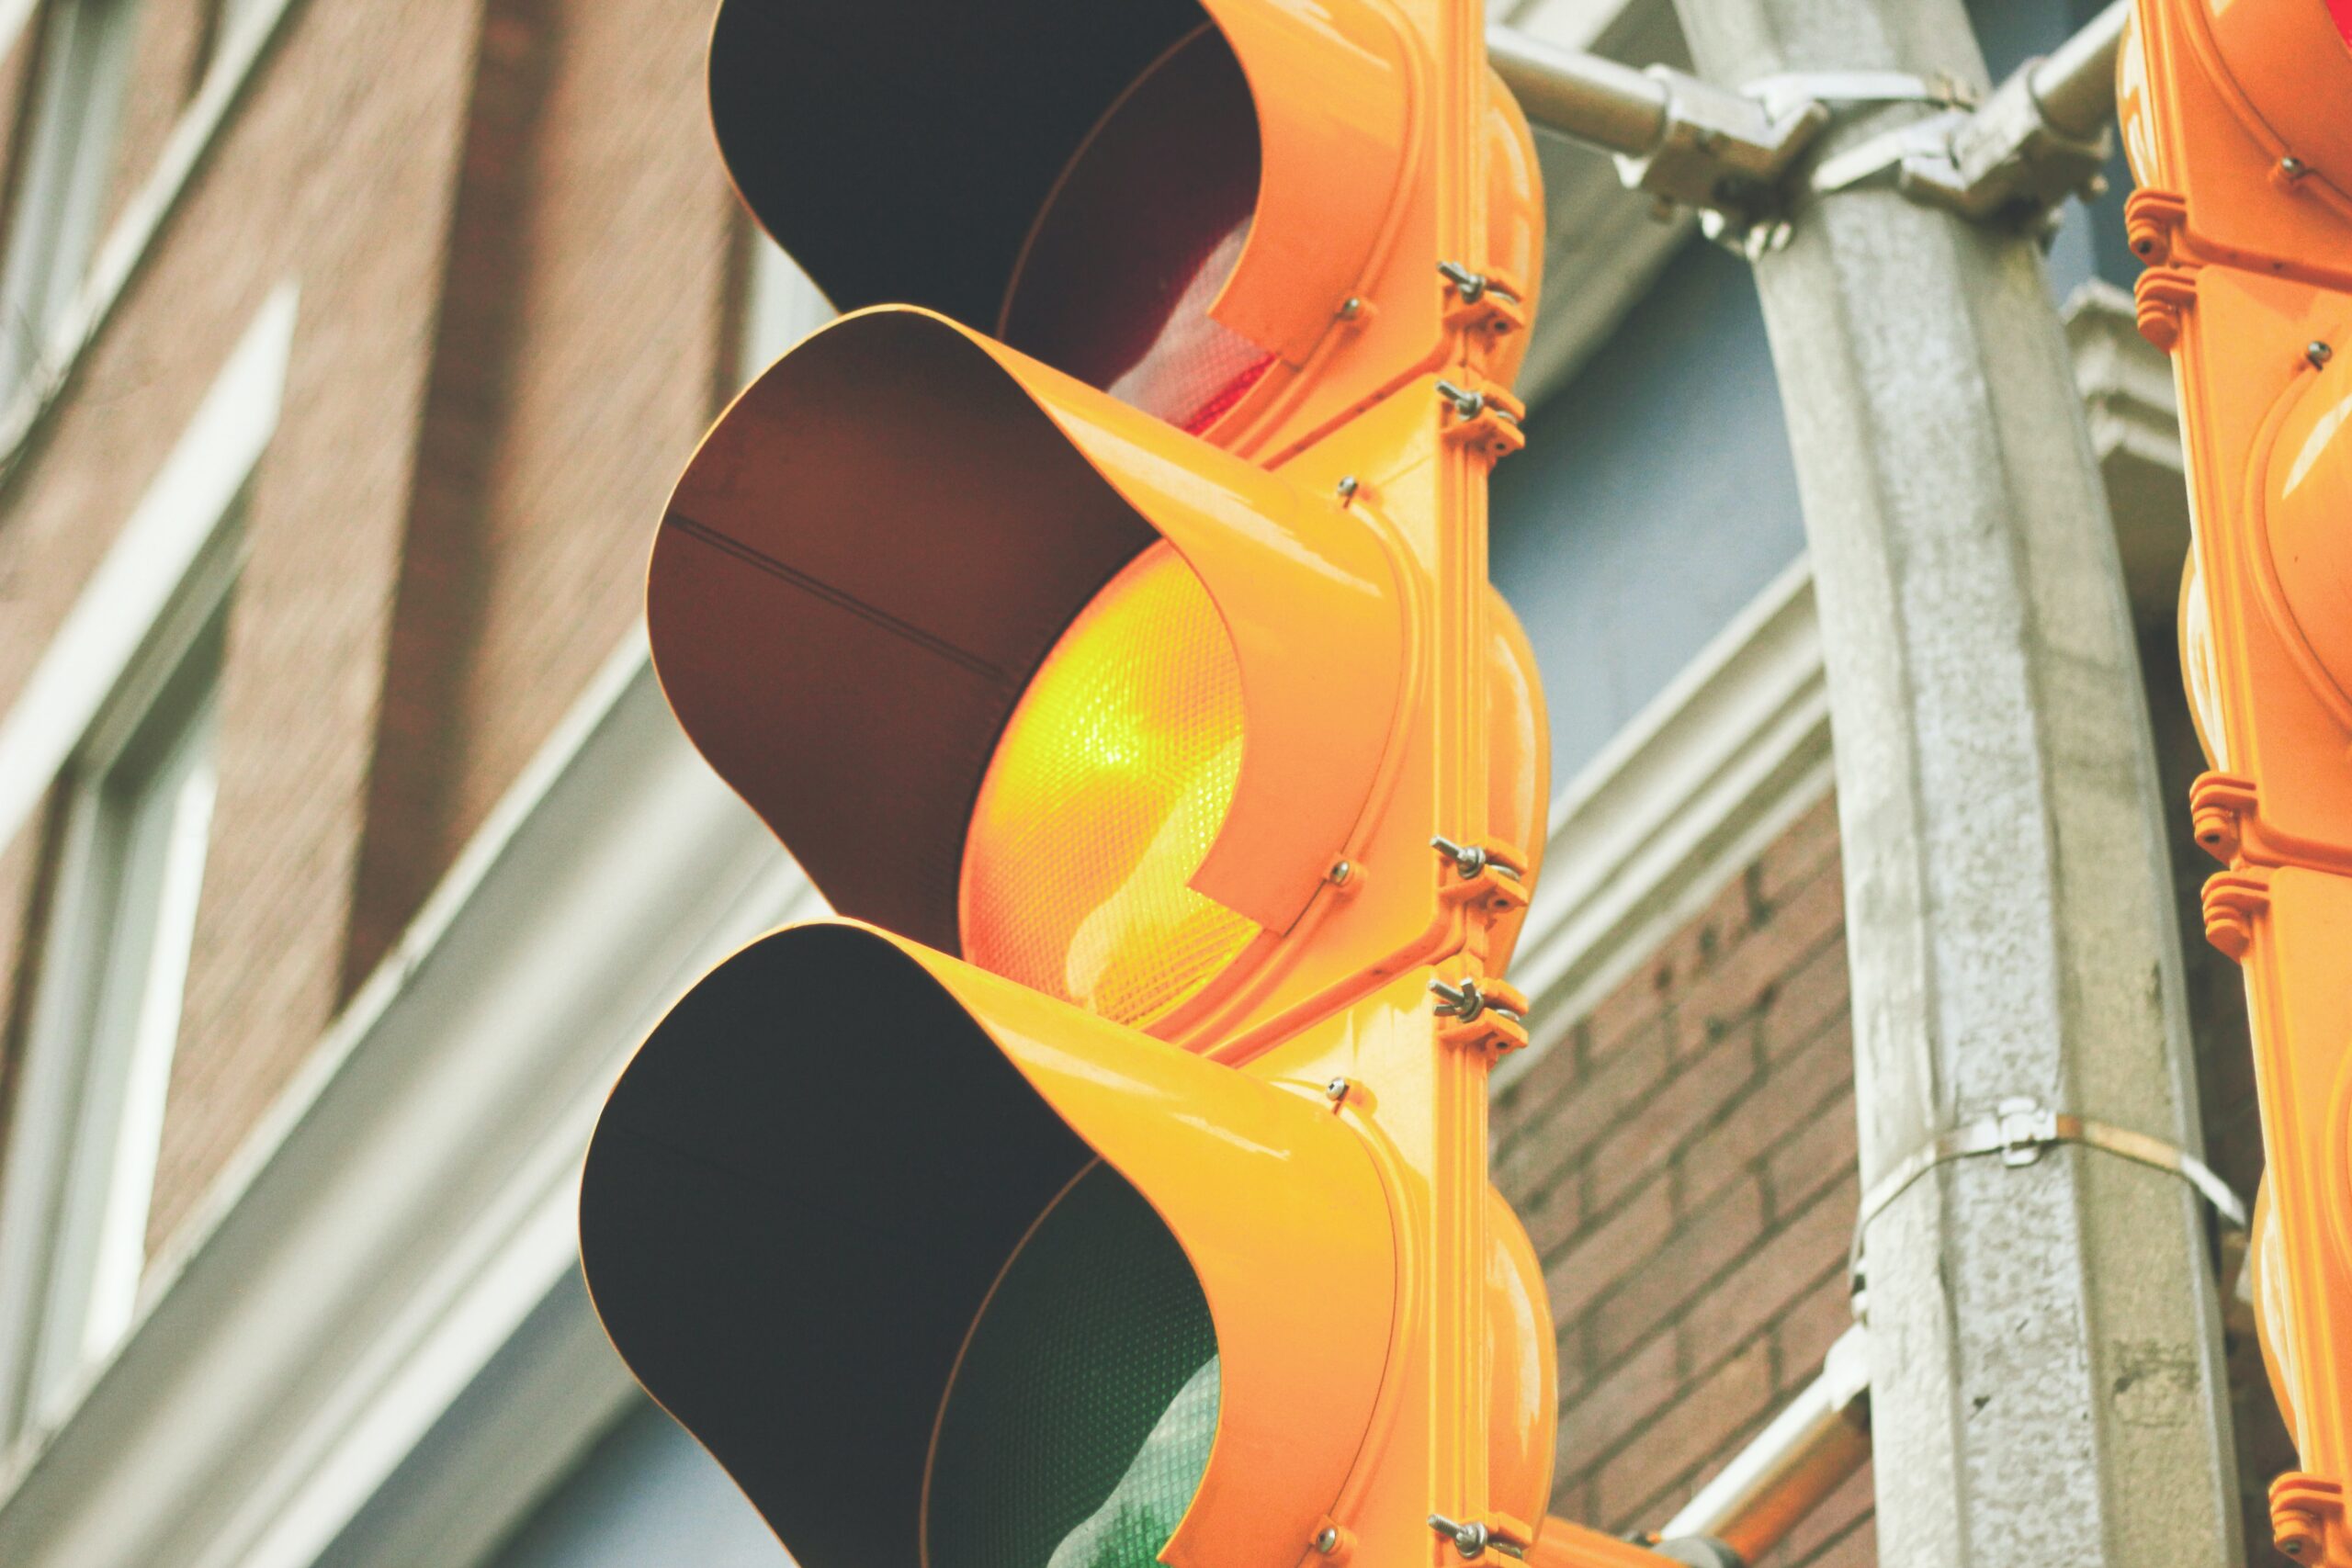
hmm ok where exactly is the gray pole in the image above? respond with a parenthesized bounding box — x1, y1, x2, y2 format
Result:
(1662, 1, 2242, 1563)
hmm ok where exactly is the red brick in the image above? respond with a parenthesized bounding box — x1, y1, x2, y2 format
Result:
(1554, 1326, 1679, 1481)
(1591, 1336, 1777, 1531)
(1584, 1175, 1769, 1365)
(1677, 1021, 1853, 1218)
(0, 0, 736, 1252)
(1582, 1024, 1757, 1216)
(1758, 930, 1852, 1063)
(1580, 951, 1679, 1065)
(1773, 1264, 1862, 1388)
(1678, 1171, 1859, 1367)
(1679, 859, 1845, 1047)
(1763, 1080, 1861, 1221)
(1544, 1171, 1675, 1321)
(1497, 1016, 1670, 1197)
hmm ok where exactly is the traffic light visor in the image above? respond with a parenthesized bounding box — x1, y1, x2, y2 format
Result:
(708, 0, 1410, 378)
(578, 921, 1396, 1568)
(648, 309, 1407, 959)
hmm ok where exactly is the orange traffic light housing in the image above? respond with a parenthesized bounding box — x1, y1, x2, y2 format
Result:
(580, 3, 1667, 1566)
(2121, 1, 2352, 1560)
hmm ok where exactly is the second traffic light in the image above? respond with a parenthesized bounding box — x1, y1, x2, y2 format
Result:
(2122, 1, 2352, 1561)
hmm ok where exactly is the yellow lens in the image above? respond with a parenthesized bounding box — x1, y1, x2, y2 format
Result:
(959, 541, 1258, 1026)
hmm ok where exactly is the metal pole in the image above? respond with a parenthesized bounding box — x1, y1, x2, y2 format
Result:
(1660, 1, 2243, 1564)
(2030, 0, 2129, 143)
(1485, 28, 1667, 155)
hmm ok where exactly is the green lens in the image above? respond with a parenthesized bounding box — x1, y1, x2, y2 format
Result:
(925, 1162, 1218, 1568)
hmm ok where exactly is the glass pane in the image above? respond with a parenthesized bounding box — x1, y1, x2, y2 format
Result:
(76, 690, 218, 1360)
(0, 0, 146, 387)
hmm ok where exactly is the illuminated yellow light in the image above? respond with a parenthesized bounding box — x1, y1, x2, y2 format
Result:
(960, 541, 1258, 1026)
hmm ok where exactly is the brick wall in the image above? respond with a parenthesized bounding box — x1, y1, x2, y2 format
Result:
(1498, 726, 2291, 1566)
(343, 0, 735, 988)
(1494, 791, 1871, 1566)
(0, 0, 732, 1256)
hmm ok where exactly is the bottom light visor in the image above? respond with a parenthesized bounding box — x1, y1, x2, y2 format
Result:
(578, 921, 1395, 1568)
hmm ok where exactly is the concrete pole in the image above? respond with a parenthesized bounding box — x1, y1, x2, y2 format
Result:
(1662, 2, 2242, 1563)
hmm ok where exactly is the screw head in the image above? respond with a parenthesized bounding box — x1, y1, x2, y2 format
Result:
(2282, 155, 2310, 177)
(1334, 476, 1359, 501)
(2311, 341, 2335, 369)
(1326, 1077, 1350, 1102)
(1337, 296, 1365, 320)
(1315, 1528, 1342, 1554)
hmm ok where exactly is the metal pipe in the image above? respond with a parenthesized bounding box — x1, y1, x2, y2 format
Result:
(1656, 1326, 1871, 1566)
(1486, 26, 1668, 156)
(2030, 0, 2130, 142)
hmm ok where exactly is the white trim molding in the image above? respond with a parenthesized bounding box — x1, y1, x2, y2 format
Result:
(1499, 556, 1832, 1088)
(0, 282, 294, 852)
(0, 635, 811, 1568)
(0, 0, 309, 470)
(2066, 277, 2191, 624)
(1498, 280, 2188, 1085)
(0, 285, 295, 1446)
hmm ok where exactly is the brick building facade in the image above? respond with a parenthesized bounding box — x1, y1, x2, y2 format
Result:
(0, 0, 2286, 1564)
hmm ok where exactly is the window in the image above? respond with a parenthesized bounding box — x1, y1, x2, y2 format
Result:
(0, 284, 289, 1441)
(20, 574, 229, 1409)
(0, 0, 146, 390)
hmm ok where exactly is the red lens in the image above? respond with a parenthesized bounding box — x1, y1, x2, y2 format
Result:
(1001, 26, 1274, 436)
(2334, 0, 2352, 45)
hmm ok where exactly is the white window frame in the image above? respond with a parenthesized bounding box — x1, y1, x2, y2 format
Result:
(15, 522, 231, 1422)
(0, 0, 147, 394)
(0, 283, 294, 1443)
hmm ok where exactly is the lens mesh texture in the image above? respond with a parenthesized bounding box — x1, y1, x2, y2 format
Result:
(925, 1164, 1219, 1568)
(960, 541, 1257, 1026)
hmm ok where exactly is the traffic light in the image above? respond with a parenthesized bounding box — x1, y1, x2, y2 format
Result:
(2120, 2, 2352, 1561)
(578, 2, 1667, 1565)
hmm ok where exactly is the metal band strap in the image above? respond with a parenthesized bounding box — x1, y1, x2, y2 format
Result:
(1849, 1098, 2250, 1284)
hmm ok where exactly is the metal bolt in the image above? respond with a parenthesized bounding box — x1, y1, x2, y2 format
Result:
(1430, 977, 1487, 1022)
(2310, 341, 2335, 370)
(1337, 296, 1365, 320)
(1335, 476, 1359, 501)
(1315, 1527, 1343, 1555)
(1438, 260, 1487, 303)
(1326, 1077, 1350, 1103)
(1435, 379, 1486, 419)
(2282, 155, 2310, 179)
(1327, 856, 1353, 885)
(1429, 1515, 1489, 1559)
(1430, 835, 1486, 878)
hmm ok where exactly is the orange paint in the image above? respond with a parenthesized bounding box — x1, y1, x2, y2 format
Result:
(580, 3, 1617, 1566)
